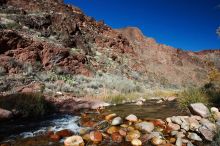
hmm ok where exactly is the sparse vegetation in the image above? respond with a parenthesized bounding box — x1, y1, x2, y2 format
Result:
(0, 93, 52, 118)
(177, 88, 209, 109)
(94, 92, 149, 104)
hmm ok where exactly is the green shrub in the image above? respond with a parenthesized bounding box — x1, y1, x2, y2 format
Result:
(0, 93, 51, 118)
(177, 88, 209, 109)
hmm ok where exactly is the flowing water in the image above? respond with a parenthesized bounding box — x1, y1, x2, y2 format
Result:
(0, 100, 190, 146)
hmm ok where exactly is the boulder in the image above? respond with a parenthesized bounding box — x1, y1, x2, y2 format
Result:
(188, 103, 210, 118)
(135, 122, 154, 133)
(0, 108, 13, 120)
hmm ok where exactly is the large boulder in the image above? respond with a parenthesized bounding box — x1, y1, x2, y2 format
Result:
(188, 103, 210, 118)
(0, 108, 13, 120)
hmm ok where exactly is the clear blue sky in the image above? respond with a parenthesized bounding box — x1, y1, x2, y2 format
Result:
(64, 0, 220, 51)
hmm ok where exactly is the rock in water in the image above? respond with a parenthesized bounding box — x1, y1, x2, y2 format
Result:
(151, 137, 163, 145)
(111, 117, 123, 125)
(126, 130, 141, 141)
(188, 103, 210, 118)
(135, 122, 154, 133)
(0, 108, 13, 120)
(131, 139, 142, 146)
(89, 131, 102, 142)
(64, 135, 84, 146)
(111, 132, 123, 143)
(126, 114, 138, 122)
(105, 113, 117, 121)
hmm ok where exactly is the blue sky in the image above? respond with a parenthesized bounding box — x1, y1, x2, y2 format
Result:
(64, 0, 220, 51)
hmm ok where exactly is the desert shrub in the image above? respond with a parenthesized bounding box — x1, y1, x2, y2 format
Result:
(0, 93, 52, 118)
(177, 88, 209, 109)
(94, 73, 142, 94)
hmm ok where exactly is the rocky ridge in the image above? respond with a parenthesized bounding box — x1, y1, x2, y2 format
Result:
(0, 0, 219, 93)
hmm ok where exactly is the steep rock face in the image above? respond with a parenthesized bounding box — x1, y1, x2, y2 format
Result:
(116, 27, 220, 87)
(0, 0, 133, 76)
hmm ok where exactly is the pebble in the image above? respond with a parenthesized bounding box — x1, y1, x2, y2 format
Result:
(131, 139, 142, 146)
(151, 137, 163, 145)
(126, 114, 138, 122)
(111, 117, 123, 125)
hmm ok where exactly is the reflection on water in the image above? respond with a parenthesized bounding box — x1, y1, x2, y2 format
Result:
(106, 100, 187, 119)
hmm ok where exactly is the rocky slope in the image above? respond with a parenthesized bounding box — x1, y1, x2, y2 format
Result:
(117, 27, 220, 87)
(0, 0, 219, 95)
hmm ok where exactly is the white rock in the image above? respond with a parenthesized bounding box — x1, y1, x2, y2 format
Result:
(126, 114, 138, 122)
(131, 139, 142, 146)
(112, 117, 123, 125)
(187, 132, 202, 141)
(166, 117, 172, 123)
(175, 137, 182, 146)
(211, 107, 219, 113)
(187, 141, 195, 146)
(135, 101, 143, 105)
(171, 116, 182, 125)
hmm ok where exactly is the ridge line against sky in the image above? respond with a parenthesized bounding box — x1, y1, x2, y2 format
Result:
(64, 0, 220, 51)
